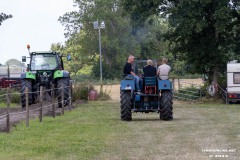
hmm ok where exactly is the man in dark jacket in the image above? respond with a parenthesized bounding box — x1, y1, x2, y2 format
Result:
(143, 60, 157, 77)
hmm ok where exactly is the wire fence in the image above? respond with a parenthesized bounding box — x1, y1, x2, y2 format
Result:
(172, 79, 202, 102)
(0, 81, 73, 133)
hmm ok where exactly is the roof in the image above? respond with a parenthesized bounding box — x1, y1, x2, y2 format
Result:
(30, 51, 59, 54)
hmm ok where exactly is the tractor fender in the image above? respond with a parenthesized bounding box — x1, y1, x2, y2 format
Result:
(158, 80, 172, 90)
(21, 72, 36, 80)
(120, 79, 135, 91)
(53, 70, 70, 79)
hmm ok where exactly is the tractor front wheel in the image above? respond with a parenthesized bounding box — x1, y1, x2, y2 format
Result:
(56, 78, 70, 108)
(120, 91, 132, 121)
(160, 90, 173, 121)
(21, 79, 33, 108)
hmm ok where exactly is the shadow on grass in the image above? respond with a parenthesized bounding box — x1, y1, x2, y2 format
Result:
(110, 117, 161, 122)
(132, 117, 188, 122)
(132, 118, 161, 122)
(171, 118, 188, 121)
(111, 116, 187, 122)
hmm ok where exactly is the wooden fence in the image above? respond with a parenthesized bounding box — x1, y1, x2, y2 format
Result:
(0, 81, 73, 133)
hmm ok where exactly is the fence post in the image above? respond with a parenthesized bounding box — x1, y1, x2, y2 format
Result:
(225, 92, 228, 104)
(61, 83, 64, 115)
(172, 79, 175, 97)
(51, 84, 55, 118)
(39, 86, 43, 122)
(6, 87, 10, 132)
(25, 87, 29, 127)
(178, 79, 180, 90)
(199, 86, 202, 102)
(69, 81, 72, 111)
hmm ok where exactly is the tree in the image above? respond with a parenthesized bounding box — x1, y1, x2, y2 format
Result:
(121, 0, 161, 34)
(166, 0, 240, 84)
(134, 15, 170, 59)
(59, 0, 141, 78)
(122, 0, 240, 84)
(5, 59, 25, 67)
(0, 13, 12, 26)
(59, 0, 172, 79)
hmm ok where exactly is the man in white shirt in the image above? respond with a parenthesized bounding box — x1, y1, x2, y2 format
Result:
(157, 58, 171, 80)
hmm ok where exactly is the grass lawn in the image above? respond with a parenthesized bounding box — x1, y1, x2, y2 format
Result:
(0, 100, 239, 160)
(0, 101, 128, 160)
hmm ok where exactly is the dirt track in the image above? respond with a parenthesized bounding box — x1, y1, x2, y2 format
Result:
(0, 100, 74, 132)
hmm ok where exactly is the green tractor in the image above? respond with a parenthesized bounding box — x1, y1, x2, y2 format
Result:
(21, 45, 71, 108)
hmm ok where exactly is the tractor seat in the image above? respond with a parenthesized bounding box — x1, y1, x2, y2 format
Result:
(144, 76, 157, 94)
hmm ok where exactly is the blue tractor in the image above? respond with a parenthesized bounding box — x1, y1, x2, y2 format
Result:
(120, 60, 173, 121)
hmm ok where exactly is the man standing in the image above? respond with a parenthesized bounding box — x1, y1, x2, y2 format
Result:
(157, 58, 171, 80)
(123, 55, 143, 91)
(143, 59, 157, 77)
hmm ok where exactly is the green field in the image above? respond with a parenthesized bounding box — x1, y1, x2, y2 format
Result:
(0, 101, 239, 160)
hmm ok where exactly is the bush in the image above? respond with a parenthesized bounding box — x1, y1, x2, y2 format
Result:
(98, 92, 111, 101)
(10, 92, 20, 103)
(72, 83, 112, 101)
(200, 81, 227, 103)
(71, 75, 120, 85)
(0, 89, 7, 104)
(72, 83, 93, 101)
(0, 88, 20, 104)
(98, 95, 111, 101)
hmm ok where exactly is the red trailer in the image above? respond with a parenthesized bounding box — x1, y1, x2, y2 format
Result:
(0, 65, 25, 88)
(0, 77, 21, 88)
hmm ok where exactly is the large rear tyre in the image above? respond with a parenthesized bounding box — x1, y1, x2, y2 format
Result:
(56, 78, 70, 108)
(120, 91, 132, 121)
(21, 79, 33, 108)
(160, 90, 173, 121)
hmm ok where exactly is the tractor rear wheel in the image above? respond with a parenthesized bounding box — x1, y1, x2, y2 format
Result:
(160, 90, 173, 121)
(56, 78, 69, 108)
(120, 91, 132, 121)
(21, 79, 33, 108)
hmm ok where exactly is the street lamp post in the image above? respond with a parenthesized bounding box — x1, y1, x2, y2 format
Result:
(93, 20, 105, 95)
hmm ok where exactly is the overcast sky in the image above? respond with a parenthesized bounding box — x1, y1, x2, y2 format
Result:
(0, 0, 75, 64)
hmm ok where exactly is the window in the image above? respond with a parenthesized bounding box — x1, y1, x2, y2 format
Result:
(31, 54, 57, 70)
(233, 73, 240, 84)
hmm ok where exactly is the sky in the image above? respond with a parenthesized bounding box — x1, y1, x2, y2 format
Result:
(0, 0, 76, 64)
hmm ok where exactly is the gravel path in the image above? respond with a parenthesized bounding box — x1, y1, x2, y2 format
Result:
(0, 100, 71, 132)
